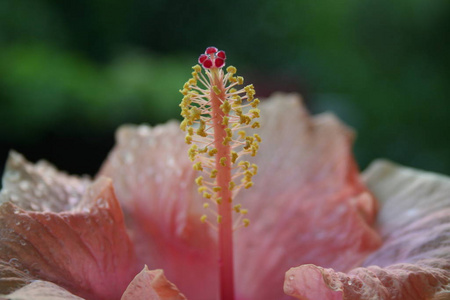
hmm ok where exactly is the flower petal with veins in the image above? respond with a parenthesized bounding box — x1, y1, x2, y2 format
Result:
(284, 160, 450, 299)
(0, 151, 91, 212)
(1, 280, 84, 300)
(0, 158, 138, 300)
(99, 123, 218, 299)
(121, 266, 186, 300)
(234, 94, 382, 300)
(100, 93, 382, 300)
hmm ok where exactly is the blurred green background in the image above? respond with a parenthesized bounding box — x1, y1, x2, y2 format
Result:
(1, 0, 449, 180)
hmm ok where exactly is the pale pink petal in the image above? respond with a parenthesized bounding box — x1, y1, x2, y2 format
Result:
(234, 94, 382, 299)
(1, 280, 84, 300)
(0, 172, 137, 299)
(121, 266, 186, 300)
(284, 161, 450, 299)
(0, 151, 91, 212)
(99, 123, 217, 299)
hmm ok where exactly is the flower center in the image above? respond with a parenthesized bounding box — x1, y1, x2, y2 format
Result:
(179, 47, 261, 300)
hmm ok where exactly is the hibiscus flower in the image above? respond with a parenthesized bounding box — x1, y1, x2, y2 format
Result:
(1, 56, 449, 300)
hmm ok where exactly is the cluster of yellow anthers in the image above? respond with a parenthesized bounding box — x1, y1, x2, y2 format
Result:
(179, 47, 261, 230)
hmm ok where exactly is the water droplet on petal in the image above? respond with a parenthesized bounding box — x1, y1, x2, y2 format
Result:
(9, 258, 20, 267)
(289, 275, 294, 281)
(30, 203, 39, 210)
(137, 125, 150, 136)
(7, 171, 20, 182)
(19, 181, 30, 191)
(124, 152, 134, 165)
(348, 280, 352, 286)
(19, 240, 26, 246)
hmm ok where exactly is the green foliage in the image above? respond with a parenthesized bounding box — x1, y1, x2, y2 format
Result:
(0, 0, 449, 175)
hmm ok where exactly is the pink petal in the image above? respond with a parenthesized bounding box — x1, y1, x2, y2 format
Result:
(1, 280, 84, 300)
(0, 151, 91, 212)
(121, 266, 186, 300)
(284, 160, 450, 299)
(0, 158, 138, 300)
(234, 94, 382, 299)
(99, 123, 217, 299)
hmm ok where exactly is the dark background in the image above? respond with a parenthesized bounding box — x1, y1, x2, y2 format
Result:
(1, 0, 449, 182)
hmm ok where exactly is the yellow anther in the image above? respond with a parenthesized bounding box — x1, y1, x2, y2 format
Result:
(225, 128, 233, 138)
(203, 203, 210, 209)
(208, 148, 218, 156)
(240, 115, 251, 125)
(237, 76, 244, 85)
(190, 107, 201, 121)
(249, 108, 260, 118)
(233, 204, 242, 212)
(193, 64, 202, 73)
(244, 84, 254, 93)
(220, 101, 231, 114)
(196, 120, 208, 137)
(245, 182, 253, 189)
(238, 161, 250, 170)
(229, 76, 237, 83)
(198, 146, 208, 154)
(213, 186, 222, 192)
(188, 78, 197, 86)
(180, 120, 187, 131)
(234, 107, 243, 116)
(187, 127, 194, 135)
(229, 88, 237, 93)
(226, 66, 237, 74)
(217, 215, 223, 223)
(213, 85, 221, 95)
(188, 146, 197, 161)
(251, 144, 258, 156)
(203, 192, 212, 199)
(238, 131, 246, 139)
(210, 169, 218, 178)
(251, 164, 258, 175)
(200, 215, 207, 223)
(216, 197, 222, 205)
(243, 218, 250, 227)
(251, 98, 260, 108)
(244, 170, 253, 178)
(240, 209, 248, 215)
(195, 176, 203, 186)
(231, 151, 238, 164)
(251, 122, 260, 129)
(229, 181, 236, 190)
(193, 162, 203, 171)
(185, 135, 193, 144)
(254, 134, 262, 143)
(222, 137, 231, 146)
(232, 96, 242, 106)
(198, 186, 207, 193)
(220, 157, 227, 166)
(222, 116, 229, 126)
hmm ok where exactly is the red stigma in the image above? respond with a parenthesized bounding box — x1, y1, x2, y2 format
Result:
(216, 50, 226, 59)
(198, 54, 208, 64)
(206, 47, 218, 54)
(203, 59, 213, 69)
(215, 58, 225, 68)
(199, 47, 227, 69)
